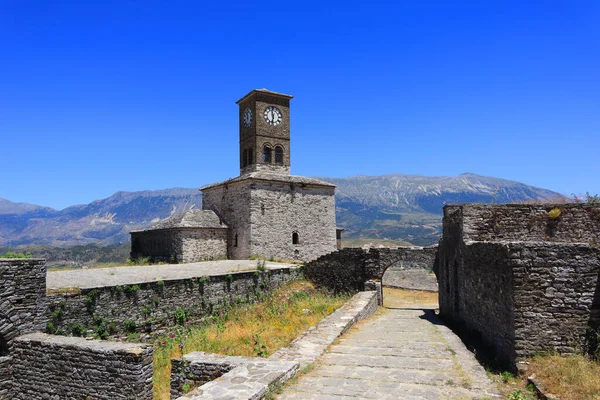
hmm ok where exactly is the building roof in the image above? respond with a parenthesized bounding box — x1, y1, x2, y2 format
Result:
(149, 209, 228, 230)
(201, 171, 336, 191)
(236, 88, 293, 104)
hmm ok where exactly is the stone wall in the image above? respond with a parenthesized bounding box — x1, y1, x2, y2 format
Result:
(179, 229, 227, 262)
(0, 259, 47, 344)
(303, 246, 438, 293)
(202, 182, 251, 260)
(47, 267, 302, 338)
(437, 242, 515, 366)
(446, 203, 600, 244)
(509, 242, 600, 359)
(131, 229, 227, 263)
(12, 333, 153, 400)
(437, 203, 600, 370)
(0, 258, 47, 399)
(250, 180, 337, 261)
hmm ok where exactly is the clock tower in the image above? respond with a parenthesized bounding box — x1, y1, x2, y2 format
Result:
(236, 89, 292, 175)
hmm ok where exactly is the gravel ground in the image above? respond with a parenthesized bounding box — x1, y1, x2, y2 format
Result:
(47, 260, 296, 290)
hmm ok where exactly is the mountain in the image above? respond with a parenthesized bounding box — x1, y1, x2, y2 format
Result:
(0, 173, 562, 247)
(326, 173, 561, 245)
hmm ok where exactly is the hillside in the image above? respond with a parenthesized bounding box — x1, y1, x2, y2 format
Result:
(0, 173, 561, 247)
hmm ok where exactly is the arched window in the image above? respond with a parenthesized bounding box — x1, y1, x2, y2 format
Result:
(292, 232, 299, 245)
(234, 233, 238, 247)
(263, 146, 272, 163)
(248, 148, 254, 164)
(275, 146, 283, 164)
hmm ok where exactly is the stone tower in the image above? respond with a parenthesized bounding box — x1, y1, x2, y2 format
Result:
(236, 89, 292, 175)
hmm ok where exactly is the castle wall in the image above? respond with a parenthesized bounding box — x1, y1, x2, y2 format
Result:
(202, 183, 251, 259)
(47, 267, 301, 337)
(437, 203, 600, 370)
(12, 333, 153, 400)
(0, 258, 47, 399)
(250, 181, 337, 261)
(447, 203, 600, 243)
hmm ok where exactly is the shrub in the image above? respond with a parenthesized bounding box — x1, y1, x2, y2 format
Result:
(548, 207, 561, 219)
(70, 323, 86, 337)
(123, 319, 137, 333)
(174, 309, 187, 326)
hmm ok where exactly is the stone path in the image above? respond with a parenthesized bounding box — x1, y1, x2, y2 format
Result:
(278, 302, 501, 399)
(46, 260, 295, 290)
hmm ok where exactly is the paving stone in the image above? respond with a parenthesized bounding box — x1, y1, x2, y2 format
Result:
(277, 305, 502, 400)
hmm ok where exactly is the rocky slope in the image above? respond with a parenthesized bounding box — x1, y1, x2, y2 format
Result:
(0, 173, 561, 247)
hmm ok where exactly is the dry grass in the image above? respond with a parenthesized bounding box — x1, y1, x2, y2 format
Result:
(152, 280, 351, 399)
(383, 286, 438, 308)
(46, 287, 82, 295)
(527, 354, 600, 400)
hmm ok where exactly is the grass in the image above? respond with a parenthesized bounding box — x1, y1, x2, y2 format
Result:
(527, 354, 600, 400)
(151, 280, 351, 399)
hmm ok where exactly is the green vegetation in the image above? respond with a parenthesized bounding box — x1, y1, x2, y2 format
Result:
(548, 207, 561, 219)
(152, 280, 351, 399)
(0, 251, 32, 258)
(127, 256, 151, 266)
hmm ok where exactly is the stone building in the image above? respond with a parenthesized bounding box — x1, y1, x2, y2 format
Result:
(131, 89, 339, 262)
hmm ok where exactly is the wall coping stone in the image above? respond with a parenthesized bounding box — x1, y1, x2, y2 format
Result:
(15, 332, 152, 354)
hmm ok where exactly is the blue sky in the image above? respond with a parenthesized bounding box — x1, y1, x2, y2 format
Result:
(1, 1, 599, 210)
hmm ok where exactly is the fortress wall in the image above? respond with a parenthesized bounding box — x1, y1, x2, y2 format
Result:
(47, 267, 301, 338)
(438, 203, 600, 370)
(445, 203, 600, 243)
(12, 333, 153, 400)
(509, 242, 600, 360)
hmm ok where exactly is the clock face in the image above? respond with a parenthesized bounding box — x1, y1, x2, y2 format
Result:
(263, 106, 282, 126)
(243, 108, 252, 128)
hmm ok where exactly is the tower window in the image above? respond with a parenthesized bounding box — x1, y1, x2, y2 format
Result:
(242, 151, 248, 167)
(292, 232, 299, 245)
(249, 147, 254, 164)
(263, 146, 272, 163)
(234, 233, 238, 247)
(275, 146, 283, 164)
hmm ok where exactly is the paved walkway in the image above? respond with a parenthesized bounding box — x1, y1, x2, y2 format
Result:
(46, 260, 295, 290)
(278, 300, 501, 399)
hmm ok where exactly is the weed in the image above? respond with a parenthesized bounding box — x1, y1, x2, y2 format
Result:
(507, 390, 526, 400)
(123, 319, 137, 333)
(174, 309, 187, 326)
(70, 323, 86, 337)
(124, 284, 140, 294)
(182, 383, 191, 393)
(252, 332, 268, 357)
(501, 371, 516, 383)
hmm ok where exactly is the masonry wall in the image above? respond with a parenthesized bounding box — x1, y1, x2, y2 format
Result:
(438, 203, 600, 369)
(0, 258, 47, 399)
(202, 183, 251, 259)
(303, 248, 367, 293)
(448, 203, 600, 243)
(179, 229, 227, 262)
(47, 267, 302, 338)
(12, 333, 153, 400)
(437, 242, 515, 366)
(509, 242, 600, 359)
(250, 181, 337, 261)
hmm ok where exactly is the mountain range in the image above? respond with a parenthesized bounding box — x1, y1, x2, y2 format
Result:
(0, 173, 561, 248)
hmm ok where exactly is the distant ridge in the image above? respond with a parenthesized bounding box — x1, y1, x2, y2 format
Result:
(0, 173, 561, 246)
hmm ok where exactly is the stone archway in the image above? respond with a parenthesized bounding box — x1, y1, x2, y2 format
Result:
(363, 247, 438, 306)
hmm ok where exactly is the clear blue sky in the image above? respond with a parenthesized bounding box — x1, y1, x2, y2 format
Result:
(1, 1, 599, 210)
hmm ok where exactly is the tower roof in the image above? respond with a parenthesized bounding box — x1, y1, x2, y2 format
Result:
(236, 89, 293, 104)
